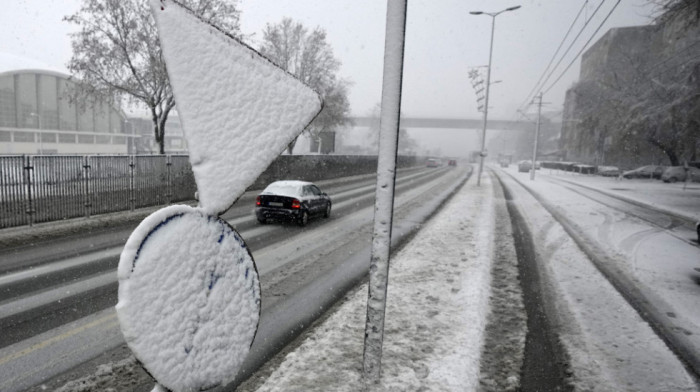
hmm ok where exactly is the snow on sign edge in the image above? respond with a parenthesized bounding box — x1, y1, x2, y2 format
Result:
(151, 0, 323, 215)
(116, 204, 261, 391)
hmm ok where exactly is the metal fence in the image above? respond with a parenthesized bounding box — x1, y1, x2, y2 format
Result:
(0, 155, 196, 229)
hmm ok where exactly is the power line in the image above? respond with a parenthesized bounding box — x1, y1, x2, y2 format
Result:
(519, 1, 588, 110)
(543, 0, 622, 94)
(519, 0, 608, 112)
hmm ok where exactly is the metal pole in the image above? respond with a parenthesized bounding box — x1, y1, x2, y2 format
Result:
(24, 155, 34, 226)
(363, 0, 407, 386)
(129, 155, 135, 211)
(38, 115, 43, 154)
(530, 92, 542, 181)
(84, 156, 92, 217)
(166, 155, 173, 204)
(476, 16, 496, 186)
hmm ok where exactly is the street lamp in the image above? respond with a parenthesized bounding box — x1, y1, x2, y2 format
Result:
(470, 5, 521, 186)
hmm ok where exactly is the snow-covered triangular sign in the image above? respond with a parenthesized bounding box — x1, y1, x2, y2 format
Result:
(116, 1, 322, 391)
(153, 0, 322, 216)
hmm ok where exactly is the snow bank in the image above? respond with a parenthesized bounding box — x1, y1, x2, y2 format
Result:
(241, 175, 496, 391)
(116, 205, 260, 391)
(151, 0, 322, 215)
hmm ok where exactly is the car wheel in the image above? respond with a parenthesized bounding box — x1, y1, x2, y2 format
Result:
(257, 217, 266, 224)
(323, 203, 331, 218)
(298, 211, 309, 227)
(669, 177, 678, 183)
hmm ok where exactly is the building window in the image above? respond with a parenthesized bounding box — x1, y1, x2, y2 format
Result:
(17, 74, 38, 129)
(41, 133, 57, 143)
(96, 135, 111, 144)
(94, 100, 109, 134)
(111, 109, 123, 134)
(78, 134, 94, 144)
(169, 138, 183, 148)
(58, 133, 76, 143)
(0, 131, 11, 141)
(14, 131, 35, 142)
(57, 78, 77, 131)
(39, 74, 58, 130)
(78, 100, 94, 133)
(112, 135, 126, 144)
(0, 75, 16, 127)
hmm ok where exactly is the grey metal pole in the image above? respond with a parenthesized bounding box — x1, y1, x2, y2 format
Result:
(363, 0, 407, 386)
(472, 5, 520, 184)
(530, 92, 542, 181)
(476, 15, 496, 187)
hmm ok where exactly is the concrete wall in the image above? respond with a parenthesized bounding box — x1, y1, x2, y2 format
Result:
(250, 154, 425, 190)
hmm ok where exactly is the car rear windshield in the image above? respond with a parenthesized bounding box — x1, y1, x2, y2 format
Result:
(263, 183, 303, 197)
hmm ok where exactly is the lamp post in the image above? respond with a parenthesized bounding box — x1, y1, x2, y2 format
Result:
(470, 5, 521, 186)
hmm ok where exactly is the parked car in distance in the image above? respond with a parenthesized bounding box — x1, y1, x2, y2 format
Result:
(622, 165, 666, 179)
(255, 181, 331, 226)
(448, 159, 457, 166)
(573, 164, 595, 174)
(661, 166, 700, 183)
(426, 158, 442, 168)
(597, 166, 621, 177)
(517, 160, 532, 173)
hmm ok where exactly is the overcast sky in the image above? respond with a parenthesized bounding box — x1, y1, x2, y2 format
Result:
(2, 0, 656, 120)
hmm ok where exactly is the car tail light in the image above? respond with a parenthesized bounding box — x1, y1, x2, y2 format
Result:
(291, 199, 301, 209)
(256, 196, 261, 206)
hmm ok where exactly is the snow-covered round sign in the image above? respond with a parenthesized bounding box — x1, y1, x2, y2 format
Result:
(116, 205, 260, 391)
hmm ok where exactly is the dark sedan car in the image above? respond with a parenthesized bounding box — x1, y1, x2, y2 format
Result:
(255, 181, 331, 226)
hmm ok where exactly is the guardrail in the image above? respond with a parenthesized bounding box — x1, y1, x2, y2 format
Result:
(0, 154, 429, 229)
(0, 155, 196, 229)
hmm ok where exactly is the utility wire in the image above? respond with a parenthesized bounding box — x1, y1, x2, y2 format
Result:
(519, 0, 608, 111)
(543, 0, 621, 94)
(519, 1, 588, 110)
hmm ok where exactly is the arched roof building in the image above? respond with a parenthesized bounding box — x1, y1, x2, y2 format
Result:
(0, 53, 132, 154)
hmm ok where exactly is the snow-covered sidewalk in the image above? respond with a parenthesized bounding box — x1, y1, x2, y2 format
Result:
(238, 172, 498, 391)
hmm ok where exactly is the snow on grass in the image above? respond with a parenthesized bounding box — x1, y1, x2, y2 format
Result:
(242, 175, 495, 391)
(151, 0, 322, 216)
(116, 205, 260, 391)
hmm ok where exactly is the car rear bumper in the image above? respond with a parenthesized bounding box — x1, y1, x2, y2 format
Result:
(256, 207, 302, 221)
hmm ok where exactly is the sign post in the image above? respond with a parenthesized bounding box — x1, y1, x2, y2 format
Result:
(363, 0, 408, 386)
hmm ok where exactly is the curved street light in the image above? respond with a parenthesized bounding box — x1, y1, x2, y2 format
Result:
(470, 5, 521, 186)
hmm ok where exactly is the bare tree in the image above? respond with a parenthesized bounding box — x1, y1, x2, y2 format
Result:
(363, 103, 417, 155)
(259, 17, 351, 154)
(307, 80, 352, 153)
(565, 28, 700, 166)
(64, 0, 241, 154)
(650, 0, 700, 28)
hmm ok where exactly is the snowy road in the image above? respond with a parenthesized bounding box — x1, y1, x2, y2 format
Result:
(228, 167, 698, 392)
(0, 165, 469, 392)
(495, 167, 699, 391)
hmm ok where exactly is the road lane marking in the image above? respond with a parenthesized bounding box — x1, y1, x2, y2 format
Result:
(0, 247, 121, 287)
(0, 311, 117, 367)
(0, 270, 117, 318)
(0, 317, 122, 391)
